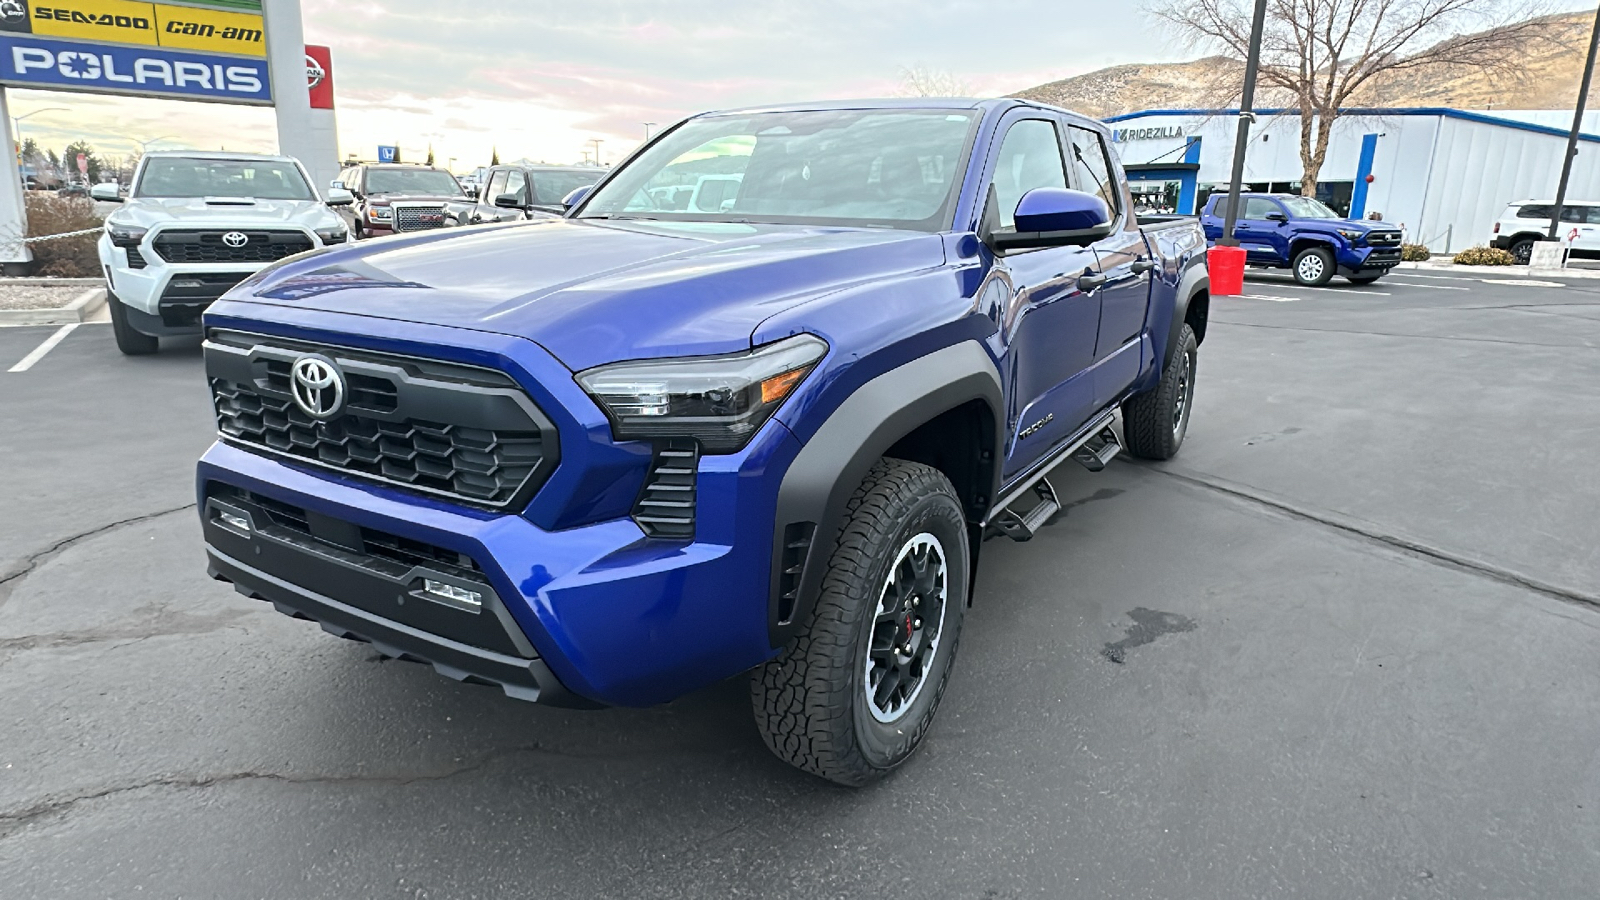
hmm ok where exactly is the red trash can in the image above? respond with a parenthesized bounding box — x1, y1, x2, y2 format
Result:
(1207, 245, 1247, 297)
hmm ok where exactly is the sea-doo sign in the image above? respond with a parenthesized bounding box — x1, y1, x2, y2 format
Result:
(1111, 125, 1189, 143)
(0, 0, 270, 103)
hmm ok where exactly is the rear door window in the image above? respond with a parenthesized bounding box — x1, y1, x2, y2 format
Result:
(1065, 125, 1120, 217)
(1518, 205, 1553, 219)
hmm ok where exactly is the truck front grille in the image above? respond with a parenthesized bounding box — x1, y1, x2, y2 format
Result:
(205, 331, 560, 510)
(392, 203, 448, 232)
(154, 230, 314, 264)
(1366, 231, 1402, 247)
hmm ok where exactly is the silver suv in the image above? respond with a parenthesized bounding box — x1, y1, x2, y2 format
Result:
(95, 152, 354, 355)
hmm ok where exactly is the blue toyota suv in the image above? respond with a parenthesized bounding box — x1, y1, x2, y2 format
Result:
(1200, 192, 1404, 286)
(197, 99, 1210, 785)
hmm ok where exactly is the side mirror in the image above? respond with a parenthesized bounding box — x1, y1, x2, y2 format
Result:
(466, 185, 480, 199)
(493, 193, 523, 209)
(990, 188, 1112, 252)
(329, 179, 344, 190)
(561, 185, 595, 209)
(1265, 211, 1288, 222)
(90, 184, 123, 203)
(326, 187, 354, 206)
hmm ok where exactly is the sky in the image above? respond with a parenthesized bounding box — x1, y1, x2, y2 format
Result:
(6, 0, 1598, 173)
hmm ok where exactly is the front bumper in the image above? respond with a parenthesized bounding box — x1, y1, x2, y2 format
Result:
(1339, 245, 1402, 274)
(101, 231, 324, 332)
(194, 313, 806, 707)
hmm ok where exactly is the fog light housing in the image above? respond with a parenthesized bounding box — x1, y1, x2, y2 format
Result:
(218, 511, 251, 533)
(422, 579, 483, 613)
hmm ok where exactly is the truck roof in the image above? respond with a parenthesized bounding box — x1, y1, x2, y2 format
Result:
(700, 97, 1084, 119)
(142, 150, 298, 163)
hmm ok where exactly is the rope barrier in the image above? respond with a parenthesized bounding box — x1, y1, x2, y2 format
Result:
(23, 228, 101, 243)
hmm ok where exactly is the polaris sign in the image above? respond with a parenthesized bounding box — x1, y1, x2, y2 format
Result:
(1111, 125, 1189, 143)
(0, 33, 270, 103)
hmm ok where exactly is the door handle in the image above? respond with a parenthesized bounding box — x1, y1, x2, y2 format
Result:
(1078, 272, 1108, 291)
(1131, 259, 1158, 274)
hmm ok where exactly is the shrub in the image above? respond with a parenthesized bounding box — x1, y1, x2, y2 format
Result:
(23, 193, 103, 278)
(1400, 243, 1431, 261)
(1452, 245, 1516, 266)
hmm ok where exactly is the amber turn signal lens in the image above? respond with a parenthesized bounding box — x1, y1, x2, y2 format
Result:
(760, 367, 810, 405)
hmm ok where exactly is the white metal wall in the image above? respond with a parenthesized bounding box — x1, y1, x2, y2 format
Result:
(1108, 109, 1600, 252)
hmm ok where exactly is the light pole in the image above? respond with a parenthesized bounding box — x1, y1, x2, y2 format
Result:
(643, 122, 656, 140)
(133, 135, 177, 153)
(1547, 4, 1600, 247)
(449, 156, 457, 173)
(589, 138, 604, 167)
(11, 107, 66, 173)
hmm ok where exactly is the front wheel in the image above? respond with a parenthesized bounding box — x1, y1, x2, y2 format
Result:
(108, 290, 158, 356)
(1122, 323, 1197, 460)
(1292, 246, 1335, 286)
(751, 459, 968, 787)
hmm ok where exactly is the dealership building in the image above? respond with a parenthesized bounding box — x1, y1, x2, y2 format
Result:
(1104, 108, 1600, 252)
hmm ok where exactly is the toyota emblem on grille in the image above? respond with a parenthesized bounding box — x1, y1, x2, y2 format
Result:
(222, 231, 250, 248)
(290, 355, 345, 419)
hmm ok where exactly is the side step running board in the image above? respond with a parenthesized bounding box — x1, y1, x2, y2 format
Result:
(993, 478, 1060, 542)
(1073, 427, 1122, 472)
(990, 425, 1125, 542)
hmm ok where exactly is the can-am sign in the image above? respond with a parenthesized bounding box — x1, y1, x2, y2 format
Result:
(1111, 125, 1189, 143)
(0, 0, 270, 104)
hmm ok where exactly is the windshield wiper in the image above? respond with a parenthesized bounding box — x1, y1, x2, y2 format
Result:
(584, 214, 658, 221)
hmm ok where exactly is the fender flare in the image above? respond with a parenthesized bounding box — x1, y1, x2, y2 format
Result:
(767, 341, 1003, 648)
(1164, 255, 1209, 366)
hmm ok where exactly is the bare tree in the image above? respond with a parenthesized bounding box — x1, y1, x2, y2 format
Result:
(896, 64, 976, 98)
(1161, 0, 1556, 196)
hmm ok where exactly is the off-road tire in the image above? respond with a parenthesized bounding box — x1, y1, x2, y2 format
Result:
(1292, 246, 1335, 286)
(751, 458, 968, 787)
(1122, 323, 1197, 460)
(1347, 274, 1383, 285)
(108, 290, 159, 356)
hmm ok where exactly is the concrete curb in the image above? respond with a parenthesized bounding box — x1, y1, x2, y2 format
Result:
(0, 277, 103, 286)
(1395, 260, 1600, 280)
(0, 287, 106, 326)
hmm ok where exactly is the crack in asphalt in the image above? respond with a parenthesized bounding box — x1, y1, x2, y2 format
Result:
(0, 608, 251, 662)
(0, 504, 197, 605)
(1144, 465, 1600, 614)
(0, 743, 561, 838)
(1209, 318, 1599, 351)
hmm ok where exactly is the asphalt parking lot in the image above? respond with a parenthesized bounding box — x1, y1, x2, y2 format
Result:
(2, 270, 1598, 898)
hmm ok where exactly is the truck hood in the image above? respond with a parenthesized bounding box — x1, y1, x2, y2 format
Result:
(366, 193, 466, 205)
(227, 218, 947, 371)
(108, 197, 344, 231)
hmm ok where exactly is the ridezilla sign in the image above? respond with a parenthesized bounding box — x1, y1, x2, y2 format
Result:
(0, 0, 271, 103)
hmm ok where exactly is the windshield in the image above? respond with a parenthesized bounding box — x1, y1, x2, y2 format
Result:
(531, 170, 598, 205)
(578, 108, 978, 230)
(135, 158, 312, 200)
(1280, 196, 1340, 218)
(364, 168, 464, 196)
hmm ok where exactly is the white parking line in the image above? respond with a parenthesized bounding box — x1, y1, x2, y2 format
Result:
(1378, 281, 1468, 291)
(1386, 272, 1484, 282)
(1235, 294, 1300, 302)
(7, 323, 78, 373)
(1248, 282, 1392, 296)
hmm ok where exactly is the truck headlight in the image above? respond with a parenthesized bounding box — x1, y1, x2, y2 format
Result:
(368, 206, 392, 222)
(1337, 228, 1365, 244)
(576, 334, 828, 452)
(315, 225, 348, 244)
(105, 223, 147, 247)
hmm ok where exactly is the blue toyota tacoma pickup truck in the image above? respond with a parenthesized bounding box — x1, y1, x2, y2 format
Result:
(1200, 192, 1404, 286)
(198, 99, 1210, 785)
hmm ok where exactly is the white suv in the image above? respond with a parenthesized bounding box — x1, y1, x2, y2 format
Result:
(1490, 200, 1600, 265)
(95, 152, 354, 355)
